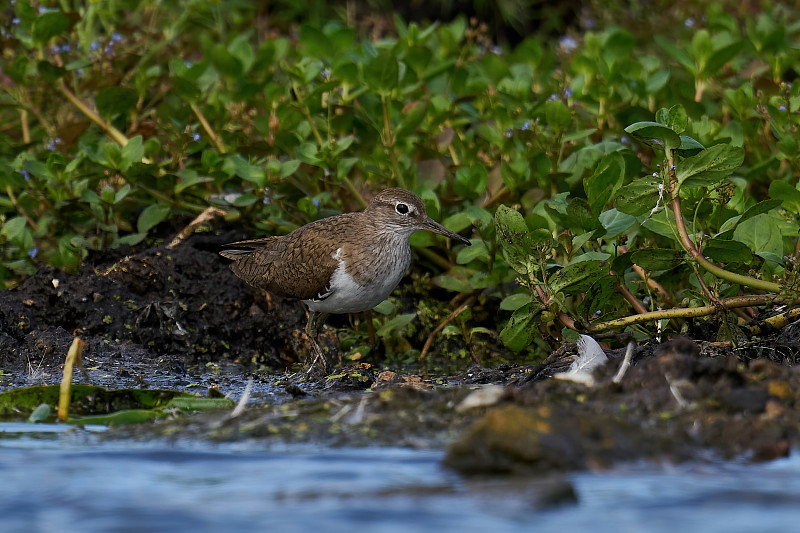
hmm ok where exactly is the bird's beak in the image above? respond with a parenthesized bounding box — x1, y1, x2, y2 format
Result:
(421, 217, 472, 246)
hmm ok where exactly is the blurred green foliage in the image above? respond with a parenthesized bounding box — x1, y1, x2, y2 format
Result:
(2, 0, 800, 363)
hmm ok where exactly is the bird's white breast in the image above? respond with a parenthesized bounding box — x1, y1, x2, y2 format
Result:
(304, 242, 412, 314)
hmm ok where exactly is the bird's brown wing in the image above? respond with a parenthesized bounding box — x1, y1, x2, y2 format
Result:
(220, 215, 358, 300)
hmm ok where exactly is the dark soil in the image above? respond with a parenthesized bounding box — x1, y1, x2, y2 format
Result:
(3, 233, 800, 475)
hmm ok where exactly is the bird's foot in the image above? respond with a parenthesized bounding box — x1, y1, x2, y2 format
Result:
(304, 337, 329, 380)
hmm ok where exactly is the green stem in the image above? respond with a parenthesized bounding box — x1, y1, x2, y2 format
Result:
(292, 83, 325, 146)
(381, 94, 406, 189)
(667, 150, 781, 293)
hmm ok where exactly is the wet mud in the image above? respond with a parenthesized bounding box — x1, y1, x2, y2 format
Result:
(2, 235, 800, 474)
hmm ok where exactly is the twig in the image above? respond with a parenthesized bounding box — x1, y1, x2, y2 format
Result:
(612, 341, 635, 383)
(58, 337, 86, 421)
(632, 264, 674, 306)
(587, 294, 778, 332)
(619, 282, 648, 314)
(229, 377, 253, 418)
(419, 295, 476, 359)
(190, 102, 227, 154)
(167, 206, 226, 248)
(56, 82, 129, 147)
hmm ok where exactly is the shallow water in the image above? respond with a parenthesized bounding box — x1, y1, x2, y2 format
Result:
(2, 423, 799, 533)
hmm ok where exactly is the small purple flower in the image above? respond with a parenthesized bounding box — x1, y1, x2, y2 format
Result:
(46, 138, 62, 151)
(184, 60, 193, 68)
(90, 41, 99, 51)
(504, 128, 513, 138)
(621, 135, 630, 144)
(779, 104, 787, 111)
(112, 32, 123, 42)
(652, 172, 659, 177)
(104, 45, 113, 55)
(11, 17, 19, 25)
(548, 93, 558, 101)
(564, 88, 573, 98)
(28, 247, 38, 259)
(685, 18, 695, 28)
(313, 198, 321, 207)
(670, 165, 676, 171)
(321, 68, 331, 78)
(61, 43, 71, 52)
(21, 169, 30, 181)
(559, 35, 578, 53)
(52, 44, 61, 53)
(490, 45, 502, 55)
(522, 120, 531, 131)
(192, 132, 200, 142)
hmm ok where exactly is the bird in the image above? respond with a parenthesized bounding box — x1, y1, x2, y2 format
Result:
(220, 187, 471, 375)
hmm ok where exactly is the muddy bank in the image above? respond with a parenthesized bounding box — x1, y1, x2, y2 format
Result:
(2, 237, 800, 475)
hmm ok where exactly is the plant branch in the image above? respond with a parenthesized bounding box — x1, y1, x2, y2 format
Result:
(56, 81, 129, 147)
(666, 150, 781, 293)
(419, 294, 476, 359)
(190, 102, 226, 154)
(587, 295, 778, 332)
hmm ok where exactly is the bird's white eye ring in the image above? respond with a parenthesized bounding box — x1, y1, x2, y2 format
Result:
(395, 203, 410, 215)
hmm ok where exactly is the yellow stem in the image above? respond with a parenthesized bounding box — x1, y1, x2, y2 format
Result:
(190, 102, 226, 154)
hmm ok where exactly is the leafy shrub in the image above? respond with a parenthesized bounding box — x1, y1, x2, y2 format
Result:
(2, 1, 800, 361)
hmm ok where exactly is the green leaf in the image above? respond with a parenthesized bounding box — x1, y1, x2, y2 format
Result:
(733, 213, 784, 257)
(630, 249, 685, 270)
(624, 121, 681, 152)
(209, 43, 243, 78)
(137, 204, 171, 234)
(615, 177, 661, 216)
(96, 87, 138, 118)
(456, 240, 489, 264)
(677, 135, 705, 157)
(363, 51, 400, 93)
(545, 99, 571, 131)
(295, 142, 321, 165)
(33, 11, 69, 45)
(598, 209, 636, 238)
(121, 136, 144, 170)
(376, 313, 417, 337)
(499, 302, 541, 352)
(655, 35, 694, 71)
(454, 165, 488, 199)
(299, 24, 331, 58)
(584, 152, 625, 215)
(703, 239, 753, 263)
(499, 293, 532, 311)
(655, 105, 688, 135)
(37, 60, 66, 82)
(581, 276, 617, 322)
(705, 41, 743, 75)
(0, 216, 27, 241)
(677, 144, 745, 188)
(549, 260, 608, 295)
(769, 181, 800, 215)
(279, 159, 302, 178)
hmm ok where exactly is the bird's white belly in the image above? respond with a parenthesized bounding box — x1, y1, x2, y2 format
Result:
(304, 246, 410, 314)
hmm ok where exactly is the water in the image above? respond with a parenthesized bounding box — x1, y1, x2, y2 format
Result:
(2, 423, 800, 532)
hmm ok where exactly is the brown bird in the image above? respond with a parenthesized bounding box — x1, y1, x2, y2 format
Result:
(220, 187, 471, 373)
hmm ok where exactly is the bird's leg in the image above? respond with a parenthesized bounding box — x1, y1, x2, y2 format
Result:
(304, 311, 330, 378)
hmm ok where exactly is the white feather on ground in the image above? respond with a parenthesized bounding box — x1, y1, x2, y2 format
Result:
(554, 334, 609, 386)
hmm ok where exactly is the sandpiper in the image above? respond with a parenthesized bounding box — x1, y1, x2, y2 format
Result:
(220, 187, 471, 373)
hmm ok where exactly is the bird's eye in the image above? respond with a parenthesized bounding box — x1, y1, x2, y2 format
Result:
(395, 203, 410, 215)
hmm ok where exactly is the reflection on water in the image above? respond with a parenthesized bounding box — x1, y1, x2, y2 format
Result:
(1, 423, 800, 533)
